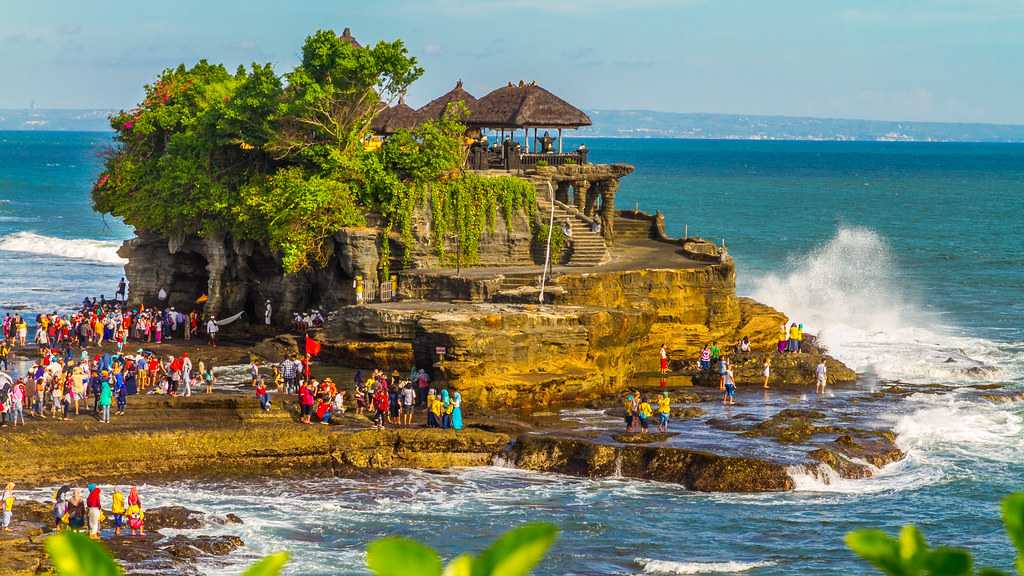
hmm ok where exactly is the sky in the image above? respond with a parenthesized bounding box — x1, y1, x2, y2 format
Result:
(2, 0, 1023, 124)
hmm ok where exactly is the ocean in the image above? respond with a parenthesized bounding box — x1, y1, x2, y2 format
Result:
(2, 132, 1024, 575)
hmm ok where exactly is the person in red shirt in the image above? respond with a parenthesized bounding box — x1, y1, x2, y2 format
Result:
(372, 386, 389, 430)
(86, 483, 102, 540)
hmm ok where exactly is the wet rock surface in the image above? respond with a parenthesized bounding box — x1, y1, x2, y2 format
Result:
(0, 501, 245, 576)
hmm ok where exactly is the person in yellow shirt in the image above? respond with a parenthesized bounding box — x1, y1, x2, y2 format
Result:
(111, 487, 127, 536)
(637, 397, 654, 434)
(427, 390, 442, 428)
(2, 482, 14, 532)
(788, 322, 800, 353)
(657, 392, 671, 433)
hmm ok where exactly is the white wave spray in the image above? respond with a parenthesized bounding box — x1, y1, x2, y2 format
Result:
(748, 226, 1017, 384)
(635, 558, 775, 574)
(750, 227, 1024, 493)
(0, 231, 126, 265)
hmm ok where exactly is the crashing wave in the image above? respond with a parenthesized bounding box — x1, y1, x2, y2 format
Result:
(635, 557, 774, 574)
(0, 231, 126, 265)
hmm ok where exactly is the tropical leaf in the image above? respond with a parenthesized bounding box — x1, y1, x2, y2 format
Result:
(442, 554, 474, 576)
(45, 531, 123, 576)
(923, 547, 972, 576)
(367, 536, 443, 576)
(241, 551, 290, 576)
(845, 529, 904, 576)
(471, 523, 558, 576)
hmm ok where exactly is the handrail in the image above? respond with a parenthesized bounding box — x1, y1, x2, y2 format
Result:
(536, 195, 601, 228)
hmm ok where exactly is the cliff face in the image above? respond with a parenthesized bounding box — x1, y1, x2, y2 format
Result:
(323, 259, 816, 409)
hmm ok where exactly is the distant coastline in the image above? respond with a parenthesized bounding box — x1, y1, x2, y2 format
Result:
(5, 107, 1024, 143)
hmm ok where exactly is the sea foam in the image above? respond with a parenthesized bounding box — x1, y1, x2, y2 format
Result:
(0, 231, 126, 265)
(636, 558, 775, 574)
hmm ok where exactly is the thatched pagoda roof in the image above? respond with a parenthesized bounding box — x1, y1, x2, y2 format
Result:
(467, 81, 591, 129)
(339, 27, 361, 48)
(371, 98, 420, 134)
(417, 80, 477, 121)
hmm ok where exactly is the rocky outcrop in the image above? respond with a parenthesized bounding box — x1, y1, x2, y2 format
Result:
(510, 434, 794, 492)
(1, 501, 245, 575)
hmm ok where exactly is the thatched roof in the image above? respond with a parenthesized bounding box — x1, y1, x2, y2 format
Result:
(467, 81, 591, 129)
(417, 80, 477, 121)
(370, 98, 420, 134)
(339, 27, 361, 48)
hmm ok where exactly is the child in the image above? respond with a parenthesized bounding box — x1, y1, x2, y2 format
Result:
(204, 366, 215, 394)
(255, 379, 271, 412)
(723, 367, 736, 405)
(637, 397, 653, 434)
(111, 487, 127, 537)
(2, 482, 14, 531)
(427, 390, 442, 428)
(657, 391, 671, 433)
(762, 357, 772, 389)
(127, 486, 145, 536)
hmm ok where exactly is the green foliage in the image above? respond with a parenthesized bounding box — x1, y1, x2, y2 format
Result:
(847, 493, 1024, 575)
(46, 532, 123, 576)
(94, 28, 420, 274)
(367, 523, 558, 576)
(533, 222, 566, 263)
(94, 28, 535, 277)
(235, 167, 365, 271)
(242, 552, 291, 576)
(45, 531, 289, 576)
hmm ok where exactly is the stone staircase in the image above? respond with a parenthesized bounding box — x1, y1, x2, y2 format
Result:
(533, 181, 609, 267)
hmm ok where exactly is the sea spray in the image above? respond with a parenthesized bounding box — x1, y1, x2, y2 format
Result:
(0, 231, 126, 265)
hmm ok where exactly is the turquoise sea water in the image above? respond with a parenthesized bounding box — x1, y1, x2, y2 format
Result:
(3, 132, 1024, 575)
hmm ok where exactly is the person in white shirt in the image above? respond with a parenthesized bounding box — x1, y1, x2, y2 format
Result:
(206, 318, 219, 347)
(815, 360, 827, 393)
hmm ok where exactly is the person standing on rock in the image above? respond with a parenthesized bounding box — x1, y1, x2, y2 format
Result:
(2, 482, 14, 532)
(699, 344, 711, 372)
(637, 396, 653, 433)
(206, 317, 219, 347)
(762, 357, 772, 389)
(86, 483, 102, 539)
(816, 360, 828, 394)
(718, 357, 729, 391)
(657, 391, 671, 433)
(723, 367, 736, 405)
(264, 299, 272, 326)
(659, 344, 668, 374)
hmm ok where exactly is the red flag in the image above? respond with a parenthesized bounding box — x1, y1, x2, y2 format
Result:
(305, 335, 321, 357)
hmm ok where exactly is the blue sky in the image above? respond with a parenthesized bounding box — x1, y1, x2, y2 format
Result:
(2, 0, 1022, 124)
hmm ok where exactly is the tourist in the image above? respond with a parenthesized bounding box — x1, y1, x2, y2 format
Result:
(738, 336, 751, 353)
(203, 364, 215, 394)
(51, 487, 69, 531)
(416, 369, 429, 406)
(788, 322, 800, 353)
(815, 359, 827, 393)
(315, 394, 332, 425)
(99, 377, 112, 423)
(659, 343, 668, 374)
(86, 483, 102, 539)
(699, 344, 711, 372)
(298, 380, 314, 424)
(796, 323, 804, 353)
(718, 357, 729, 391)
(127, 486, 145, 536)
(206, 316, 219, 346)
(623, 394, 635, 432)
(762, 357, 772, 389)
(9, 380, 24, 427)
(451, 389, 464, 431)
(388, 382, 401, 425)
(425, 389, 439, 427)
(282, 354, 299, 393)
(0, 340, 8, 370)
(115, 372, 128, 415)
(401, 383, 415, 425)
(2, 482, 14, 532)
(111, 487, 127, 537)
(372, 384, 389, 429)
(778, 324, 787, 354)
(440, 389, 452, 429)
(657, 392, 671, 432)
(637, 396, 653, 433)
(332, 386, 347, 416)
(67, 489, 87, 531)
(710, 341, 721, 362)
(256, 379, 271, 411)
(249, 358, 260, 387)
(723, 366, 736, 405)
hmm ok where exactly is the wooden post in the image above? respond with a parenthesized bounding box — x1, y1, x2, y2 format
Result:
(558, 128, 563, 153)
(684, 224, 688, 239)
